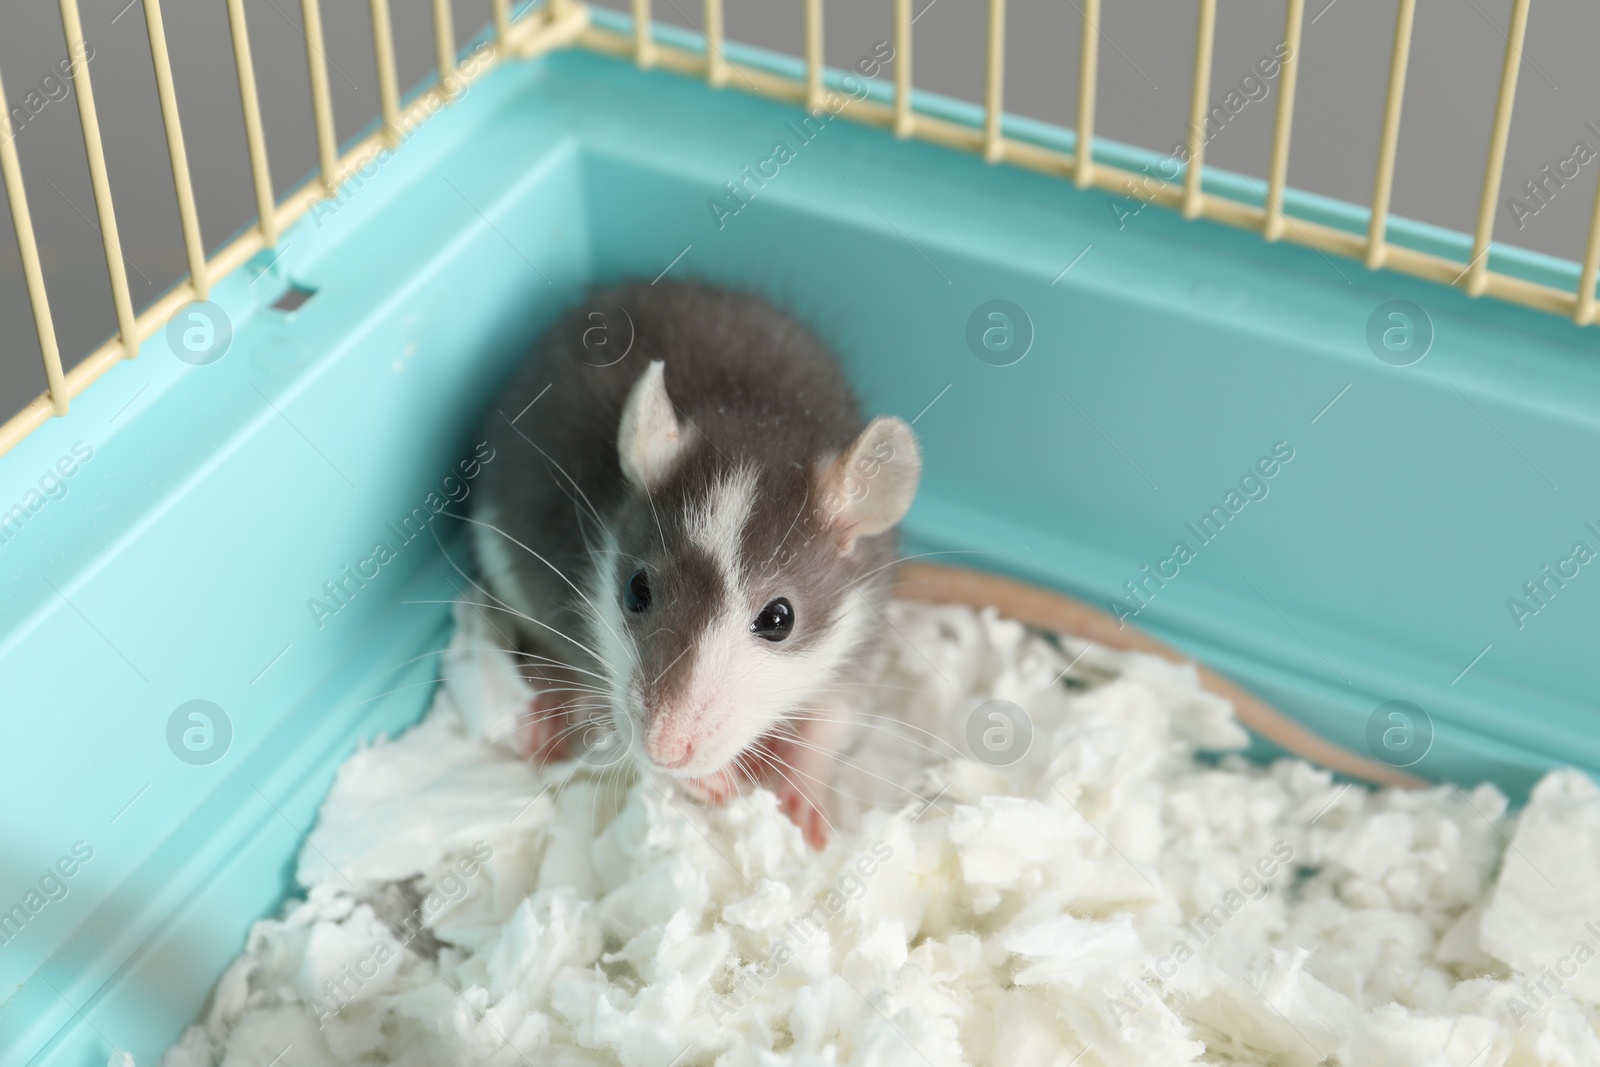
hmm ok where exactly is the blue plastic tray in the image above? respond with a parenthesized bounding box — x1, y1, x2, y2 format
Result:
(2, 29, 1597, 1064)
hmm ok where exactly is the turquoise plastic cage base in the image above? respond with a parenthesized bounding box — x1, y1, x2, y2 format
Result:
(2, 32, 1598, 1064)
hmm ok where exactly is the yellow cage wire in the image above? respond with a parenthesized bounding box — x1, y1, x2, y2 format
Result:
(0, 0, 1587, 460)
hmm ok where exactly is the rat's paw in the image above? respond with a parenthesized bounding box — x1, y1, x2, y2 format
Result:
(678, 767, 743, 805)
(752, 729, 837, 850)
(774, 778, 830, 850)
(515, 690, 571, 766)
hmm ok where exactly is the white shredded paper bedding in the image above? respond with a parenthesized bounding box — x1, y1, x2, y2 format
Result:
(159, 598, 1600, 1067)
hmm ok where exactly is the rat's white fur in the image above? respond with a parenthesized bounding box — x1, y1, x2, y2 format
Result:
(686, 463, 758, 590)
(628, 462, 877, 778)
(469, 503, 541, 624)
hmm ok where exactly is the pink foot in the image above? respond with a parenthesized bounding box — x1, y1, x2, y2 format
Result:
(678, 766, 744, 805)
(754, 732, 833, 850)
(515, 690, 571, 766)
(774, 777, 830, 850)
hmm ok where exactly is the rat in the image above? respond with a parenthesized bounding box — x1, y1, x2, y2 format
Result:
(470, 281, 922, 848)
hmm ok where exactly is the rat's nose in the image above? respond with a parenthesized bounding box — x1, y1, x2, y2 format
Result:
(644, 715, 696, 769)
(648, 735, 695, 769)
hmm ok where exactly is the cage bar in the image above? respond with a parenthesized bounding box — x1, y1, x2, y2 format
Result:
(370, 0, 402, 145)
(578, 11, 1590, 321)
(631, 0, 656, 67)
(1578, 181, 1600, 325)
(805, 0, 823, 111)
(0, 0, 587, 460)
(1262, 0, 1303, 241)
(1074, 0, 1100, 187)
(0, 65, 68, 415)
(574, 7, 1581, 332)
(493, 0, 511, 46)
(4, 0, 1597, 463)
(894, 0, 912, 138)
(227, 0, 278, 246)
(704, 0, 728, 87)
(434, 0, 458, 97)
(509, 1, 591, 59)
(59, 0, 139, 361)
(1366, 0, 1415, 269)
(301, 0, 340, 193)
(1465, 0, 1531, 297)
(1183, 0, 1218, 219)
(142, 0, 209, 299)
(983, 0, 1006, 162)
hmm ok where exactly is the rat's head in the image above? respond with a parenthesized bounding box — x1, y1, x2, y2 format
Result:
(590, 361, 921, 781)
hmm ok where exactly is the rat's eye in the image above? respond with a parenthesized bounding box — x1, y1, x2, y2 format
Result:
(751, 598, 794, 641)
(624, 568, 652, 612)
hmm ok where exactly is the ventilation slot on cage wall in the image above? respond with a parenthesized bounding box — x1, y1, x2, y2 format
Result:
(270, 284, 318, 313)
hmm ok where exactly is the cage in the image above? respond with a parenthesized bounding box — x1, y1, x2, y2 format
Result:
(1, 0, 1596, 1062)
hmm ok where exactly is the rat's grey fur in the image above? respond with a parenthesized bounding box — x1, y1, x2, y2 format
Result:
(472, 281, 905, 762)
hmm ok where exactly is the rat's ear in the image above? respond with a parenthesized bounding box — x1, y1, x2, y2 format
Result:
(618, 361, 686, 490)
(818, 416, 922, 554)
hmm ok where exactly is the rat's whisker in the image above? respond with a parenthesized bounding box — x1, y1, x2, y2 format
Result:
(586, 547, 650, 569)
(643, 483, 668, 554)
(731, 749, 756, 787)
(773, 732, 948, 810)
(497, 410, 608, 531)
(532, 449, 600, 535)
(427, 521, 522, 622)
(510, 704, 611, 767)
(743, 741, 898, 813)
(323, 671, 537, 715)
(851, 548, 1000, 587)
(364, 646, 456, 675)
(504, 654, 615, 685)
(437, 643, 615, 688)
(761, 481, 810, 581)
(441, 514, 627, 652)
(445, 581, 525, 658)
(579, 733, 637, 834)
(791, 679, 929, 696)
(784, 708, 959, 753)
(484, 695, 586, 745)
(741, 746, 841, 843)
(405, 598, 612, 668)
(523, 686, 612, 701)
(589, 758, 611, 837)
(783, 709, 964, 762)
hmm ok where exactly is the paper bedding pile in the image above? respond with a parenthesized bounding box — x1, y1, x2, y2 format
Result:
(160, 596, 1600, 1067)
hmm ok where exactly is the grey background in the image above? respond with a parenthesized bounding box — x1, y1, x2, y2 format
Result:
(2, 0, 1596, 423)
